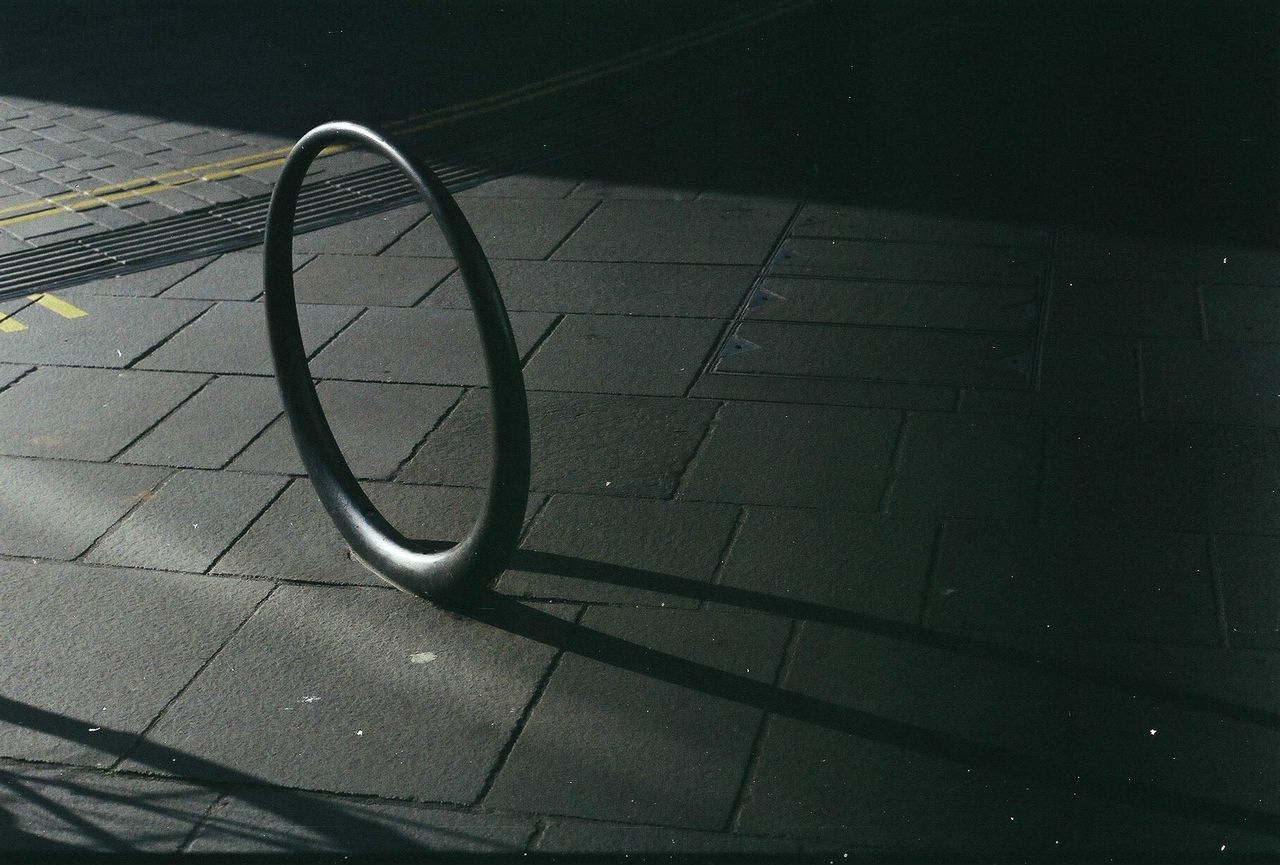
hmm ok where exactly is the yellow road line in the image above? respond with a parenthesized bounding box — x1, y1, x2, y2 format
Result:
(0, 0, 812, 229)
(0, 313, 25, 333)
(28, 293, 88, 319)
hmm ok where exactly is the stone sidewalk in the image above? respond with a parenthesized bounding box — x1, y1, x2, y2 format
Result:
(1, 171, 1279, 860)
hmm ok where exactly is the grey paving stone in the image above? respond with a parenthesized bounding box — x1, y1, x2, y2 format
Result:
(1048, 278, 1202, 338)
(961, 334, 1139, 419)
(292, 254, 456, 307)
(554, 199, 794, 265)
(772, 239, 1043, 284)
(0, 367, 205, 461)
(716, 508, 934, 623)
(0, 764, 217, 852)
(1213, 534, 1280, 649)
(167, 131, 238, 155)
(0, 559, 268, 767)
(118, 375, 281, 469)
(735, 621, 1066, 849)
(422, 260, 754, 317)
(84, 469, 285, 573)
(498, 494, 739, 606)
(292, 206, 424, 255)
(308, 307, 555, 385)
(123, 585, 575, 801)
(1042, 419, 1280, 534)
(689, 371, 959, 411)
(522, 314, 723, 396)
(402, 390, 718, 497)
(792, 204, 1047, 245)
(1142, 338, 1280, 426)
(1074, 647, 1280, 816)
(0, 456, 169, 559)
(137, 300, 360, 375)
(887, 413, 1044, 520)
(384, 198, 595, 260)
(0, 294, 208, 367)
(928, 520, 1217, 647)
(187, 789, 532, 853)
(1202, 283, 1280, 342)
(751, 276, 1039, 332)
(485, 607, 790, 828)
(163, 251, 311, 301)
(535, 819, 807, 854)
(229, 380, 461, 478)
(4, 208, 93, 239)
(677, 401, 900, 509)
(83, 204, 144, 230)
(214, 479, 543, 586)
(1056, 232, 1280, 284)
(457, 174, 577, 198)
(720, 321, 1034, 389)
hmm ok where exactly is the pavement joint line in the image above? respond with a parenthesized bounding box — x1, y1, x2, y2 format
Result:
(539, 198, 602, 262)
(1204, 533, 1233, 650)
(108, 583, 283, 773)
(203, 476, 293, 577)
(121, 299, 217, 371)
(475, 603, 587, 806)
(915, 520, 949, 630)
(105, 373, 217, 464)
(1135, 339, 1148, 422)
(1028, 228, 1058, 392)
(387, 385, 472, 483)
(669, 399, 727, 501)
(725, 616, 802, 835)
(697, 505, 752, 612)
(0, 0, 815, 231)
(875, 410, 912, 512)
(176, 791, 229, 854)
(75, 466, 181, 565)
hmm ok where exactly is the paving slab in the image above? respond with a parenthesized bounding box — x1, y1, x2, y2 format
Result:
(229, 380, 461, 478)
(66, 258, 214, 298)
(456, 173, 577, 198)
(214, 479, 543, 586)
(735, 621, 1067, 849)
(1042, 418, 1280, 534)
(553, 199, 795, 265)
(960, 333, 1139, 419)
(497, 494, 739, 606)
(771, 239, 1044, 284)
(677, 401, 900, 509)
(1074, 646, 1280, 817)
(0, 363, 30, 390)
(1047, 278, 1203, 338)
(1202, 283, 1280, 342)
(122, 584, 576, 802)
(927, 520, 1217, 647)
(1056, 232, 1280, 285)
(751, 276, 1039, 331)
(0, 560, 268, 767)
(715, 507, 934, 623)
(307, 307, 556, 385)
(291, 205, 424, 255)
(117, 374, 282, 469)
(384, 198, 596, 259)
(187, 789, 533, 853)
(886, 413, 1044, 520)
(162, 250, 313, 301)
(84, 469, 285, 573)
(292, 254, 456, 306)
(0, 294, 209, 367)
(1213, 534, 1280, 649)
(0, 764, 217, 852)
(521, 314, 723, 396)
(422, 260, 754, 318)
(0, 367, 205, 461)
(485, 607, 791, 828)
(790, 204, 1048, 246)
(1141, 338, 1280, 426)
(0, 456, 169, 559)
(720, 320, 1035, 388)
(401, 390, 718, 497)
(136, 300, 360, 375)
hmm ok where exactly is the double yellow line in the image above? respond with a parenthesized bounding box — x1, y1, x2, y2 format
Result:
(0, 0, 812, 231)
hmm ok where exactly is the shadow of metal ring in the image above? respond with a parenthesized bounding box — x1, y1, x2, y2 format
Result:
(262, 121, 530, 603)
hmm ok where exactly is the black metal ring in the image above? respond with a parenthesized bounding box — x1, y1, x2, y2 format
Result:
(262, 121, 530, 602)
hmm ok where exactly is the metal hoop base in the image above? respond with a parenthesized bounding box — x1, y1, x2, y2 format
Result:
(262, 122, 530, 602)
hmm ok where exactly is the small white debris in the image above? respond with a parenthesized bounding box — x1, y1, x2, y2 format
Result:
(192, 524, 199, 530)
(604, 480, 611, 486)
(88, 727, 100, 732)
(300, 696, 321, 703)
(116, 349, 123, 358)
(409, 652, 437, 664)
(356, 730, 364, 736)
(1149, 729, 1157, 736)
